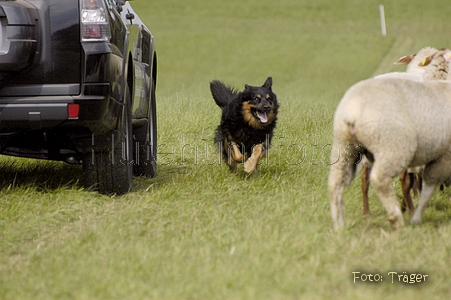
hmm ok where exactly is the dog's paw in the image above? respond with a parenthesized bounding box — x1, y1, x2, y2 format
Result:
(244, 159, 256, 173)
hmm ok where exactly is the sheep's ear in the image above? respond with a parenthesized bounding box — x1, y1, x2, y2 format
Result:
(394, 54, 414, 65)
(419, 55, 433, 66)
(443, 51, 451, 62)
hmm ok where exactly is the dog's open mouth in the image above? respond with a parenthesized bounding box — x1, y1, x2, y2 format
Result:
(254, 110, 268, 124)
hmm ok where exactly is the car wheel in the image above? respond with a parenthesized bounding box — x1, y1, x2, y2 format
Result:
(83, 85, 133, 195)
(133, 80, 157, 177)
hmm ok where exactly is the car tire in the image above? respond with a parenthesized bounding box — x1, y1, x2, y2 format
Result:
(133, 80, 157, 177)
(83, 85, 134, 195)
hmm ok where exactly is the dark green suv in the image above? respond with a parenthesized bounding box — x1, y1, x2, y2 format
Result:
(0, 0, 157, 195)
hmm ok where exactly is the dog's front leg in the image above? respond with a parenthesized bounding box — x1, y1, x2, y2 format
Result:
(230, 141, 244, 163)
(224, 139, 241, 173)
(244, 143, 265, 174)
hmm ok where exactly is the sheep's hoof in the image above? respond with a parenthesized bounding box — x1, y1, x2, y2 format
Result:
(332, 224, 343, 232)
(389, 214, 404, 229)
(332, 218, 345, 232)
(410, 215, 422, 225)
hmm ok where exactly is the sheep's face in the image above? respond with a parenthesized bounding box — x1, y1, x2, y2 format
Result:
(395, 47, 438, 74)
(422, 48, 451, 80)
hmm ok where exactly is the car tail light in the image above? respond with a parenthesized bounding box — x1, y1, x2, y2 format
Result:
(81, 0, 111, 42)
(68, 104, 80, 119)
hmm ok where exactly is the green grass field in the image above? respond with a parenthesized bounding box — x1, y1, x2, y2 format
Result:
(2, 0, 451, 299)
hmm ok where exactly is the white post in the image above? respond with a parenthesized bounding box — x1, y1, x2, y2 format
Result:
(379, 4, 387, 36)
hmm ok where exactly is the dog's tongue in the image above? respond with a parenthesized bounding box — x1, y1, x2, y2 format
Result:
(257, 111, 268, 123)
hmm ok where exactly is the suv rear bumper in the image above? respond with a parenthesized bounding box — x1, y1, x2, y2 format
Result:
(0, 86, 121, 136)
(0, 102, 68, 130)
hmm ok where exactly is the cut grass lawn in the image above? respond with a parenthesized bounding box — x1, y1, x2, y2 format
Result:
(2, 0, 451, 299)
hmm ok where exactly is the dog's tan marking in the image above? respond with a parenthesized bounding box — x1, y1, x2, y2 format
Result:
(267, 104, 276, 123)
(242, 101, 265, 129)
(244, 143, 265, 174)
(256, 94, 261, 99)
(266, 94, 270, 99)
(230, 141, 243, 163)
(223, 138, 238, 173)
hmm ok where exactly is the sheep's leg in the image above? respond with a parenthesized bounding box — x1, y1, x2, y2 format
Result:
(361, 166, 371, 215)
(329, 164, 346, 231)
(399, 170, 410, 212)
(399, 170, 415, 213)
(369, 163, 404, 229)
(410, 153, 451, 224)
(412, 173, 422, 197)
(404, 175, 416, 213)
(328, 144, 359, 231)
(410, 182, 437, 224)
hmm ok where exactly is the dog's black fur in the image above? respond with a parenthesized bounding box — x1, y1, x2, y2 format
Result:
(210, 77, 278, 173)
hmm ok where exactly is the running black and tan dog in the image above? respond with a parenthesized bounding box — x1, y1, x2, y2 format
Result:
(210, 77, 278, 174)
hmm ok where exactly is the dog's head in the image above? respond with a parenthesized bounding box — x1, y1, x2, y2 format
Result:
(241, 77, 278, 129)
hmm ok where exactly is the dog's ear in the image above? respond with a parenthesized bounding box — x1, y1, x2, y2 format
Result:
(263, 77, 272, 89)
(245, 84, 250, 90)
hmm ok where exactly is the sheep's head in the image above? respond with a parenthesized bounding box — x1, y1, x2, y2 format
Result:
(421, 48, 451, 80)
(394, 47, 438, 74)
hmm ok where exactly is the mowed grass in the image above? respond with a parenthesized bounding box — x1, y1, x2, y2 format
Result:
(2, 0, 451, 299)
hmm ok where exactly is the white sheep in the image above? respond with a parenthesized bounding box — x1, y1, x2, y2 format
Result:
(360, 47, 438, 215)
(399, 46, 438, 73)
(373, 46, 438, 80)
(328, 48, 451, 230)
(422, 48, 451, 80)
